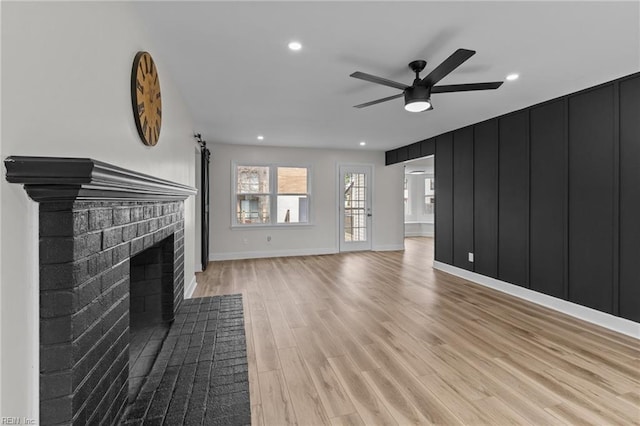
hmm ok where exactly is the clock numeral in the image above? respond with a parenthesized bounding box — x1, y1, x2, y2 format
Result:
(136, 79, 144, 94)
(154, 127, 159, 142)
(137, 103, 145, 115)
(156, 92, 161, 99)
(154, 74, 158, 85)
(147, 126, 152, 143)
(138, 63, 146, 81)
(156, 107, 162, 117)
(142, 117, 148, 134)
(144, 55, 150, 74)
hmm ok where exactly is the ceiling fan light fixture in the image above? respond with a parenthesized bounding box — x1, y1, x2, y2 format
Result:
(404, 86, 431, 112)
(404, 100, 431, 112)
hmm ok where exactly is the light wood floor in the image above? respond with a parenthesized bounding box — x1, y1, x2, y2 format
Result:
(194, 237, 640, 425)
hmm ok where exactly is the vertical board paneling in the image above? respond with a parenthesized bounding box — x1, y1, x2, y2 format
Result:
(435, 133, 453, 264)
(415, 72, 638, 323)
(385, 150, 397, 166)
(568, 85, 615, 313)
(421, 138, 435, 157)
(453, 127, 474, 270)
(529, 100, 566, 298)
(408, 142, 421, 160)
(396, 146, 408, 162)
(498, 111, 529, 287)
(473, 119, 499, 278)
(619, 76, 640, 322)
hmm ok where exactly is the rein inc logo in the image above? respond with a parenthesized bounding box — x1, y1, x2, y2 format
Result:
(1, 418, 36, 425)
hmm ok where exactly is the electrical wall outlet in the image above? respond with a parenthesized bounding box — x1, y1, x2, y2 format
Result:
(468, 252, 474, 262)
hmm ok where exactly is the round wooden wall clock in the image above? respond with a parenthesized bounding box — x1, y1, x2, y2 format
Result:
(131, 51, 162, 146)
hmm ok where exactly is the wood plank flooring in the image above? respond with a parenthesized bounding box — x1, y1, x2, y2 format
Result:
(194, 237, 640, 425)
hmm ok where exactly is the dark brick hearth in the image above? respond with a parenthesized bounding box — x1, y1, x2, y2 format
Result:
(123, 295, 250, 426)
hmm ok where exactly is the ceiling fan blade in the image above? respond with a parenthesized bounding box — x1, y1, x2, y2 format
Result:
(354, 93, 404, 108)
(431, 82, 503, 93)
(421, 48, 475, 87)
(350, 71, 409, 90)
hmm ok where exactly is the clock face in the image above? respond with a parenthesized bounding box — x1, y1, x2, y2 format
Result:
(131, 51, 162, 146)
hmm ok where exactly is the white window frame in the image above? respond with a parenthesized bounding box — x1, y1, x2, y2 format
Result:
(231, 161, 312, 228)
(424, 175, 435, 217)
(404, 176, 411, 217)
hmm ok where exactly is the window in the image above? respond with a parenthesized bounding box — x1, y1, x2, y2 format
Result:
(236, 166, 270, 224)
(424, 177, 435, 219)
(234, 164, 310, 226)
(404, 177, 409, 214)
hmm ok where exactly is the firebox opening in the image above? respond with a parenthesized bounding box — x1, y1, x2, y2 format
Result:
(128, 234, 175, 402)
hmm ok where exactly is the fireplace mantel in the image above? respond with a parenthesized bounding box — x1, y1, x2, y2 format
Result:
(5, 156, 197, 202)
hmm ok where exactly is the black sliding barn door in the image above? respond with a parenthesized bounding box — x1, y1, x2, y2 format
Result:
(201, 146, 211, 271)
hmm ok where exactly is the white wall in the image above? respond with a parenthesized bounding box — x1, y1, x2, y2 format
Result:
(209, 143, 404, 259)
(0, 0, 4, 410)
(1, 2, 197, 419)
(404, 173, 435, 237)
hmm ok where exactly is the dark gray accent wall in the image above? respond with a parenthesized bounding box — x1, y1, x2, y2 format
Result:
(473, 119, 499, 278)
(452, 127, 474, 270)
(435, 133, 453, 264)
(529, 100, 567, 299)
(498, 111, 529, 287)
(619, 75, 640, 322)
(568, 85, 615, 313)
(387, 71, 640, 323)
(385, 138, 435, 165)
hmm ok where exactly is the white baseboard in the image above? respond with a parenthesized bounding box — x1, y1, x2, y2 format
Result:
(433, 261, 639, 339)
(209, 244, 406, 260)
(194, 264, 202, 273)
(373, 244, 405, 251)
(184, 275, 197, 299)
(210, 247, 338, 261)
(404, 231, 434, 237)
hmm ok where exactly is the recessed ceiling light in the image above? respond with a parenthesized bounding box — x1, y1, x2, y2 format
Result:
(257, 135, 264, 140)
(288, 41, 302, 51)
(359, 141, 366, 146)
(506, 73, 519, 81)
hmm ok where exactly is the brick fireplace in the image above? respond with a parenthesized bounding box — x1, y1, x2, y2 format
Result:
(4, 157, 197, 425)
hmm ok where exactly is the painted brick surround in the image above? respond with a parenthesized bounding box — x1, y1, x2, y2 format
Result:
(40, 200, 185, 424)
(4, 157, 197, 425)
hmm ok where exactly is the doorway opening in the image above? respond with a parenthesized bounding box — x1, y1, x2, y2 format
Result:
(403, 155, 435, 244)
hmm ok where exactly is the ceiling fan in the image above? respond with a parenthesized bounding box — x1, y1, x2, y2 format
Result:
(350, 48, 503, 112)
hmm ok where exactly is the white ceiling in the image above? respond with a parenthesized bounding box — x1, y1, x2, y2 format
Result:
(134, 1, 639, 152)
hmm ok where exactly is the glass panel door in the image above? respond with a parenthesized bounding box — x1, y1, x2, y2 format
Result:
(339, 165, 372, 251)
